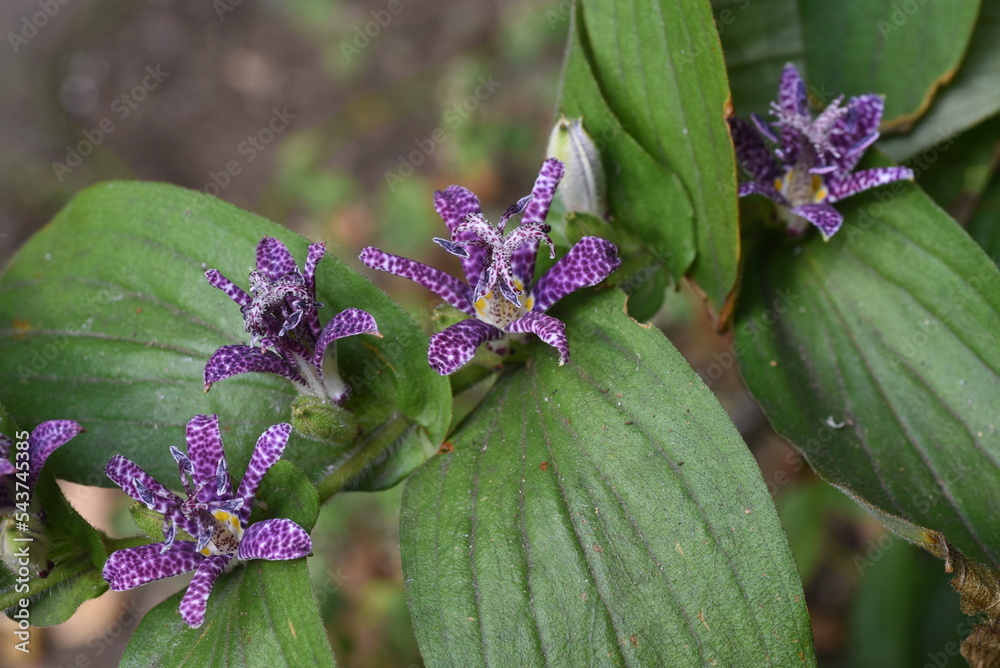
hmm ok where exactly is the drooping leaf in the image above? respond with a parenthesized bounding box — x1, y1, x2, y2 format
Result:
(401, 289, 814, 665)
(560, 0, 739, 317)
(0, 181, 451, 490)
(800, 0, 980, 129)
(735, 171, 1000, 569)
(880, 2, 1000, 162)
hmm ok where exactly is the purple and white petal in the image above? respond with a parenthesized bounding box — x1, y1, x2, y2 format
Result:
(205, 269, 251, 308)
(506, 311, 570, 366)
(184, 414, 232, 503)
(826, 166, 914, 203)
(178, 554, 231, 628)
(428, 319, 505, 376)
(27, 420, 84, 493)
(203, 345, 307, 392)
(497, 195, 534, 231)
(105, 455, 181, 514)
(791, 203, 844, 240)
(738, 180, 788, 204)
(831, 94, 884, 172)
(360, 247, 475, 315)
(255, 237, 298, 282)
(303, 242, 325, 294)
(510, 159, 565, 290)
(103, 541, 203, 591)
(730, 117, 781, 184)
(530, 236, 621, 313)
(313, 308, 381, 370)
(236, 518, 312, 561)
(774, 63, 809, 161)
(434, 186, 487, 285)
(236, 423, 291, 524)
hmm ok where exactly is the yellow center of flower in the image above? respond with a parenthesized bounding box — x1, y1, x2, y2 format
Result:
(774, 168, 828, 207)
(199, 509, 244, 556)
(473, 280, 533, 329)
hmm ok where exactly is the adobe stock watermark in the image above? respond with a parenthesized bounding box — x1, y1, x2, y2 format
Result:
(8, 0, 72, 54)
(878, 0, 931, 38)
(201, 107, 296, 196)
(383, 75, 502, 191)
(51, 65, 170, 183)
(340, 0, 414, 62)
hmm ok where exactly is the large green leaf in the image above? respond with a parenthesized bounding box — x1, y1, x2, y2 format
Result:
(0, 181, 451, 490)
(718, 0, 982, 141)
(559, 0, 738, 316)
(800, 0, 980, 128)
(968, 167, 1000, 263)
(881, 2, 1000, 162)
(735, 175, 1000, 569)
(401, 289, 814, 665)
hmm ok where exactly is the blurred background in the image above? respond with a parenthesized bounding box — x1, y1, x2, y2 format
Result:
(0, 0, 969, 666)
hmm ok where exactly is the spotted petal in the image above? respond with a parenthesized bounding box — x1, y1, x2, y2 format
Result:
(434, 185, 486, 286)
(827, 166, 914, 203)
(730, 117, 781, 185)
(303, 242, 325, 293)
(738, 180, 788, 205)
(27, 420, 84, 494)
(178, 554, 231, 628)
(236, 518, 312, 561)
(506, 311, 570, 366)
(105, 454, 181, 515)
(255, 237, 298, 282)
(428, 319, 505, 375)
(531, 236, 621, 313)
(203, 345, 307, 392)
(313, 308, 381, 370)
(205, 269, 251, 308)
(775, 63, 809, 162)
(184, 415, 232, 504)
(790, 203, 844, 240)
(360, 247, 475, 315)
(831, 94, 884, 172)
(103, 541, 203, 591)
(236, 423, 291, 523)
(512, 158, 565, 290)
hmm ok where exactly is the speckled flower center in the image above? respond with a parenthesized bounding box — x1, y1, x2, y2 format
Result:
(775, 165, 828, 208)
(191, 508, 244, 556)
(241, 270, 317, 344)
(474, 280, 534, 329)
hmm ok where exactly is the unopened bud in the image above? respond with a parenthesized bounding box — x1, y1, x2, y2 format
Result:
(291, 395, 357, 445)
(545, 116, 606, 217)
(0, 513, 52, 578)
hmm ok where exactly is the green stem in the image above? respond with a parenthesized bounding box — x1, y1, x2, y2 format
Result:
(316, 414, 412, 503)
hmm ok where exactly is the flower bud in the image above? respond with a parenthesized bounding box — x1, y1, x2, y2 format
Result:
(545, 116, 606, 217)
(291, 395, 358, 445)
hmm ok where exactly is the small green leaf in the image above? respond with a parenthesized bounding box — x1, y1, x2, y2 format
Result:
(401, 289, 814, 665)
(0, 181, 451, 491)
(735, 173, 1000, 568)
(122, 558, 333, 668)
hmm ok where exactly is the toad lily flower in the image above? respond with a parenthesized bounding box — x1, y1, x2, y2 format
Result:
(360, 158, 621, 375)
(730, 63, 914, 240)
(205, 237, 380, 404)
(0, 420, 85, 577)
(102, 414, 312, 628)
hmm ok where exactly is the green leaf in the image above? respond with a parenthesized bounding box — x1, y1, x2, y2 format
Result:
(967, 166, 1000, 263)
(401, 289, 814, 665)
(559, 0, 739, 315)
(735, 175, 1000, 569)
(0, 181, 451, 490)
(881, 2, 1000, 161)
(800, 0, 980, 128)
(718, 0, 983, 144)
(122, 559, 333, 668)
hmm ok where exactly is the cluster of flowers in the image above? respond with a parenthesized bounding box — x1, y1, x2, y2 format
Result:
(3, 64, 911, 629)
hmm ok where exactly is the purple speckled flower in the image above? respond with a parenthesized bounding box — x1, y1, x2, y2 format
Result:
(0, 420, 84, 576)
(360, 158, 621, 375)
(101, 415, 311, 628)
(730, 63, 914, 240)
(205, 237, 380, 404)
